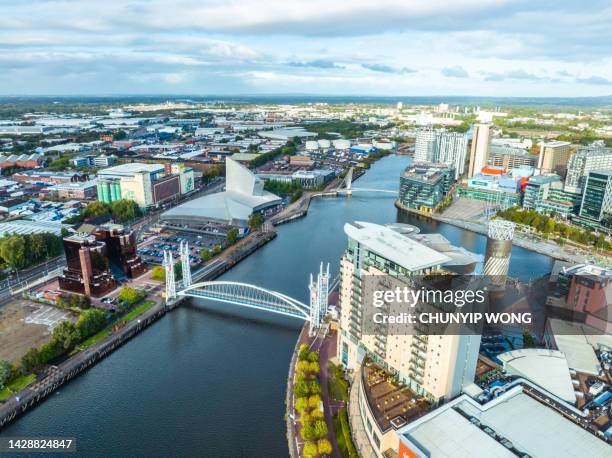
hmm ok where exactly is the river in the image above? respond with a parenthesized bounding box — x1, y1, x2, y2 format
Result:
(0, 155, 554, 457)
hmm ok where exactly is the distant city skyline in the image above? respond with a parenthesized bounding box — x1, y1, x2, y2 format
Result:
(1, 0, 611, 96)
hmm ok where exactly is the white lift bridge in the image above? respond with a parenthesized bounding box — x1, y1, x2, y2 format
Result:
(164, 242, 330, 336)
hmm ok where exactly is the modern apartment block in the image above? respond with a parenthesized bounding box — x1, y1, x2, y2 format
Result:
(537, 140, 572, 176)
(468, 123, 491, 178)
(413, 126, 437, 162)
(58, 233, 116, 297)
(578, 170, 612, 228)
(398, 163, 454, 213)
(414, 127, 467, 179)
(97, 162, 194, 208)
(337, 221, 481, 403)
(564, 146, 612, 194)
(488, 144, 538, 171)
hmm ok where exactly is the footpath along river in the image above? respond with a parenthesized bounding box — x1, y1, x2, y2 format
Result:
(0, 155, 553, 457)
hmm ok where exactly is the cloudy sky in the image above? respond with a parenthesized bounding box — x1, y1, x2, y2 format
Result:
(1, 0, 611, 96)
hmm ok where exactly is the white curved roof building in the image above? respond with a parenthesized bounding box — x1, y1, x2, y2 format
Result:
(161, 158, 281, 226)
(498, 349, 576, 403)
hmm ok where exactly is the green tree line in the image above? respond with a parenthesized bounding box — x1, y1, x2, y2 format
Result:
(496, 207, 610, 249)
(65, 199, 141, 224)
(0, 232, 63, 270)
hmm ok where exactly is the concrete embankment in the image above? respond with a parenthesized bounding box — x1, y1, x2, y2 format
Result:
(0, 230, 278, 430)
(394, 200, 595, 264)
(285, 323, 309, 458)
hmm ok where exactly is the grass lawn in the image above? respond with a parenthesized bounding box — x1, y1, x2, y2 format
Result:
(0, 373, 36, 402)
(122, 300, 156, 322)
(78, 326, 114, 350)
(333, 409, 358, 458)
(78, 301, 156, 351)
(328, 362, 349, 402)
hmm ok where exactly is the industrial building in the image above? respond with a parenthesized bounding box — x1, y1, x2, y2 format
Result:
(96, 162, 194, 208)
(161, 157, 281, 229)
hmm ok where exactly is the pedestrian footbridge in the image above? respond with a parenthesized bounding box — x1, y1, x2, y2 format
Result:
(178, 281, 311, 321)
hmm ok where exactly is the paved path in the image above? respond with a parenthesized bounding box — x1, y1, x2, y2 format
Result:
(348, 373, 377, 458)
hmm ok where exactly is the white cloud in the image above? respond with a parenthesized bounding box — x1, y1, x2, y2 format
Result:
(0, 0, 610, 95)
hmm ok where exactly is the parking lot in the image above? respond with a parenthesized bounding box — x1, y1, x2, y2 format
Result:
(24, 304, 75, 329)
(138, 232, 226, 266)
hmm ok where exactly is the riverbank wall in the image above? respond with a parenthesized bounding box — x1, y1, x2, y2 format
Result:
(285, 323, 309, 458)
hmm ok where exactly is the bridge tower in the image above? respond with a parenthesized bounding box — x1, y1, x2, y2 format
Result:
(180, 241, 192, 288)
(309, 273, 321, 336)
(317, 262, 330, 319)
(164, 250, 176, 303)
(344, 167, 353, 196)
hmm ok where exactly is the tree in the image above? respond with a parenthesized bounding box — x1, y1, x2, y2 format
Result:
(298, 344, 310, 361)
(309, 381, 321, 395)
(523, 329, 536, 349)
(113, 130, 127, 140)
(52, 321, 81, 351)
(308, 394, 321, 409)
(151, 265, 165, 281)
(309, 361, 320, 374)
(248, 212, 264, 230)
(303, 441, 318, 457)
(200, 249, 213, 262)
(0, 360, 14, 391)
(295, 396, 309, 413)
(297, 360, 311, 373)
(212, 245, 222, 254)
(295, 380, 311, 397)
(110, 199, 140, 222)
(77, 308, 108, 338)
(317, 439, 333, 456)
(307, 351, 319, 363)
(0, 235, 26, 270)
(84, 201, 110, 218)
(301, 423, 318, 441)
(21, 347, 41, 372)
(311, 420, 328, 439)
(117, 287, 145, 307)
(226, 228, 239, 246)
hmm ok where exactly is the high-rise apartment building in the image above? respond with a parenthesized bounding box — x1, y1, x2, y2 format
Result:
(578, 170, 612, 227)
(564, 146, 612, 194)
(414, 127, 467, 179)
(437, 131, 468, 179)
(337, 221, 481, 402)
(468, 123, 491, 178)
(537, 141, 572, 176)
(414, 126, 437, 162)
